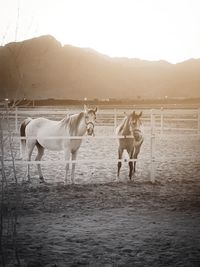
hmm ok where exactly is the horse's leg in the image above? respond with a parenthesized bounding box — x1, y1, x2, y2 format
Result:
(128, 149, 134, 180)
(133, 150, 138, 173)
(35, 142, 45, 183)
(117, 147, 123, 178)
(26, 140, 36, 182)
(133, 145, 141, 173)
(71, 150, 78, 184)
(64, 150, 70, 184)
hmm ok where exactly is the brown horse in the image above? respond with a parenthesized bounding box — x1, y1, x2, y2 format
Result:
(116, 111, 143, 180)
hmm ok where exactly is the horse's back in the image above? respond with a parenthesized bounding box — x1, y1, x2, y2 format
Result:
(24, 117, 66, 150)
(26, 117, 60, 134)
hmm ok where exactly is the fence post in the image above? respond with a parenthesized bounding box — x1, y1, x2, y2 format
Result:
(150, 109, 156, 183)
(160, 107, 164, 135)
(114, 109, 117, 131)
(15, 107, 18, 132)
(198, 108, 200, 134)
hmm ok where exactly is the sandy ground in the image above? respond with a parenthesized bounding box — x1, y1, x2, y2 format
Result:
(2, 180, 200, 267)
(1, 113, 200, 266)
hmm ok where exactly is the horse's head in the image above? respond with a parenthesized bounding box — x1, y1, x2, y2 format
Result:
(84, 105, 97, 136)
(128, 111, 142, 134)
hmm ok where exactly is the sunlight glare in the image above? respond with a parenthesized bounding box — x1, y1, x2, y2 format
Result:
(0, 0, 200, 63)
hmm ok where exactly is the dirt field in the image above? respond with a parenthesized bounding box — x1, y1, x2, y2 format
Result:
(2, 180, 200, 267)
(1, 108, 200, 266)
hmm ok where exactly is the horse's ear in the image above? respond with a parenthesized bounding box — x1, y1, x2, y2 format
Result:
(94, 107, 97, 113)
(132, 111, 135, 116)
(84, 105, 88, 113)
(138, 111, 142, 117)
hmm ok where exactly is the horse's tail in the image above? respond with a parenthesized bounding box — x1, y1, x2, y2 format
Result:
(20, 117, 32, 159)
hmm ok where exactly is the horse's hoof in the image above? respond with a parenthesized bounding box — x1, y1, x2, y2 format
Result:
(63, 180, 68, 186)
(71, 179, 75, 185)
(39, 177, 45, 183)
(22, 180, 31, 185)
(114, 176, 119, 182)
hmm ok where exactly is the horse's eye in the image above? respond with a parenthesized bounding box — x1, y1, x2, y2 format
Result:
(85, 115, 89, 119)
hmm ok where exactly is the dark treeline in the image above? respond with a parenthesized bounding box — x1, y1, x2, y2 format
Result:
(4, 97, 200, 108)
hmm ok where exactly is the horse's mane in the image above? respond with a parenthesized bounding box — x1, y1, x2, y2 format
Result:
(116, 113, 143, 136)
(117, 116, 128, 135)
(116, 115, 132, 136)
(61, 112, 84, 136)
(70, 112, 84, 135)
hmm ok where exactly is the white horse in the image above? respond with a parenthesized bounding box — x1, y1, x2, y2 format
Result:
(20, 105, 97, 184)
(116, 111, 143, 180)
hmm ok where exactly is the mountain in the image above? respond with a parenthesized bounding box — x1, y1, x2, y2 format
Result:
(0, 35, 200, 100)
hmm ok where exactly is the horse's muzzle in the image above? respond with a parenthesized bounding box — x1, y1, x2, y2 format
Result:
(87, 128, 94, 136)
(86, 122, 95, 136)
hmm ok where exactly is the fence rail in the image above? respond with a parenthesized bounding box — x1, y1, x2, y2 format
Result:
(13, 132, 200, 140)
(2, 107, 200, 132)
(5, 158, 139, 165)
(3, 154, 196, 166)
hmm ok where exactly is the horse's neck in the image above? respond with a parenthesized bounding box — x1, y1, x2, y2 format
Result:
(134, 130, 143, 147)
(118, 117, 131, 136)
(69, 112, 86, 136)
(61, 114, 70, 125)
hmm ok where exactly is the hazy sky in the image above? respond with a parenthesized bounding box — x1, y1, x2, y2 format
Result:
(0, 0, 200, 63)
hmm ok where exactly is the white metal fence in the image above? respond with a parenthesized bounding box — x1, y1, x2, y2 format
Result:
(2, 107, 200, 183)
(1, 107, 200, 133)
